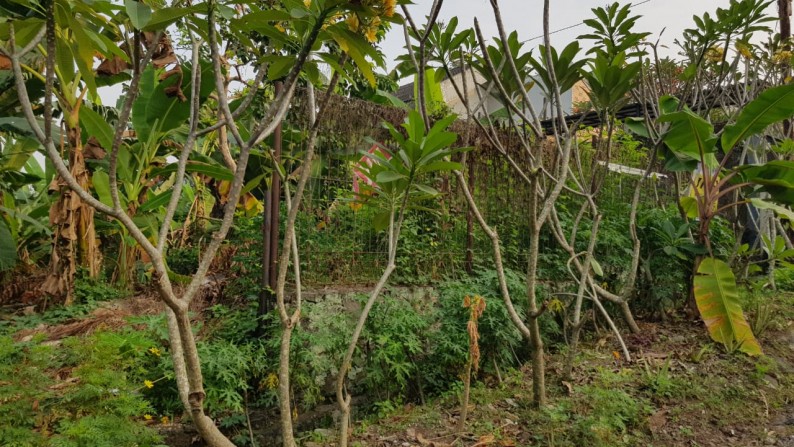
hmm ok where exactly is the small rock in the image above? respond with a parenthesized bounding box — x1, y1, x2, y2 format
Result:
(764, 375, 780, 388)
(313, 428, 333, 438)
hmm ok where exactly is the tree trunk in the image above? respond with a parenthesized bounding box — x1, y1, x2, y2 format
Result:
(564, 214, 601, 381)
(172, 304, 236, 447)
(278, 324, 297, 447)
(337, 262, 397, 447)
(526, 175, 546, 407)
(465, 160, 475, 275)
(166, 308, 191, 412)
(40, 127, 100, 304)
(688, 255, 704, 318)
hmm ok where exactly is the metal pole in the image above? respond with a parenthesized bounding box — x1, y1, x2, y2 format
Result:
(258, 81, 283, 328)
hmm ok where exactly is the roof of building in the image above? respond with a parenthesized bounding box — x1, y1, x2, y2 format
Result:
(394, 65, 466, 103)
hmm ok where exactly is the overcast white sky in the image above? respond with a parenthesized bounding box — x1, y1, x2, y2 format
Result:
(379, 0, 781, 71)
(99, 1, 780, 104)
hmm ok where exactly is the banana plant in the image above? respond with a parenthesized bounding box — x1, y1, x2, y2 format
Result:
(647, 82, 794, 355)
(0, 132, 52, 271)
(1, 0, 132, 298)
(86, 56, 228, 286)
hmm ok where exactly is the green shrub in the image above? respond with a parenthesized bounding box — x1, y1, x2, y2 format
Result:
(775, 266, 794, 291)
(572, 386, 651, 447)
(361, 291, 433, 400)
(198, 339, 269, 415)
(265, 294, 356, 410)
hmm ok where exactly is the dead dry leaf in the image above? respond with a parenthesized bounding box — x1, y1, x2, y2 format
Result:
(648, 408, 668, 433)
(48, 377, 80, 390)
(471, 434, 495, 447)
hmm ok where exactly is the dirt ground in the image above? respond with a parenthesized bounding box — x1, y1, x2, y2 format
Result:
(4, 289, 793, 447)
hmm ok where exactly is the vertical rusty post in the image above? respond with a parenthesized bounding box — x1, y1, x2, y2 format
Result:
(258, 81, 283, 327)
(780, 0, 792, 44)
(260, 185, 272, 315)
(780, 0, 792, 136)
(465, 156, 475, 275)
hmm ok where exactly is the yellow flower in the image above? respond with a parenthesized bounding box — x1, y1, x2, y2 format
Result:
(264, 373, 278, 390)
(548, 298, 565, 314)
(161, 416, 170, 424)
(148, 347, 161, 357)
(735, 42, 753, 60)
(144, 380, 154, 389)
(705, 46, 724, 63)
(143, 414, 153, 421)
(365, 26, 378, 43)
(773, 50, 793, 64)
(275, 23, 286, 33)
(384, 0, 396, 17)
(304, 0, 311, 7)
(346, 14, 360, 32)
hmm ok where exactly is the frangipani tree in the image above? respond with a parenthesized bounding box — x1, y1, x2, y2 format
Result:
(2, 0, 390, 445)
(335, 110, 466, 447)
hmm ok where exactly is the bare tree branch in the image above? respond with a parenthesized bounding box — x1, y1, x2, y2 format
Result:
(108, 31, 164, 213)
(158, 35, 203, 252)
(488, 0, 544, 138)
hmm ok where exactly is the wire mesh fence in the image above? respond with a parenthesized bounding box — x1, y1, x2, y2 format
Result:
(283, 119, 678, 288)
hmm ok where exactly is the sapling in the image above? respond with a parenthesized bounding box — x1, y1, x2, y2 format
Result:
(335, 111, 465, 447)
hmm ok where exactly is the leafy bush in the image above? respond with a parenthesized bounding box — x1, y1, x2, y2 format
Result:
(73, 269, 128, 303)
(360, 291, 433, 400)
(774, 264, 794, 291)
(422, 269, 560, 394)
(636, 205, 698, 314)
(198, 339, 269, 415)
(165, 245, 200, 276)
(278, 294, 356, 409)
